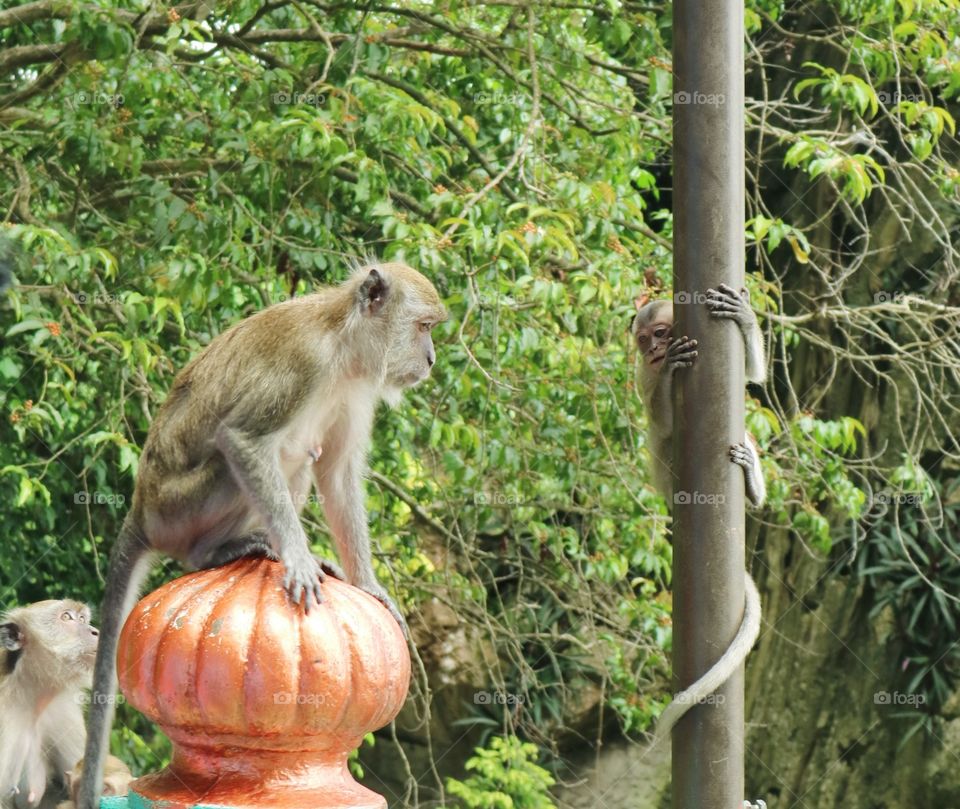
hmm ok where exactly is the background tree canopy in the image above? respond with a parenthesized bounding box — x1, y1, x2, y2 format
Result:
(1, 1, 959, 806)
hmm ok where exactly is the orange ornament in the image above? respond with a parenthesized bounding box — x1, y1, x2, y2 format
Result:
(117, 557, 410, 809)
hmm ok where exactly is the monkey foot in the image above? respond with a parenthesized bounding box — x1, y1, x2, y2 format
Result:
(315, 556, 345, 581)
(729, 442, 756, 468)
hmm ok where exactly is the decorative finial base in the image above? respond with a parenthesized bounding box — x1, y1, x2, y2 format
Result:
(113, 557, 410, 809)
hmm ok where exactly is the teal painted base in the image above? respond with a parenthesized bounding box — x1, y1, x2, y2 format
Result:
(100, 794, 230, 809)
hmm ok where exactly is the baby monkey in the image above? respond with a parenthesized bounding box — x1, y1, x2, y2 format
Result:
(632, 283, 766, 506)
(631, 282, 765, 737)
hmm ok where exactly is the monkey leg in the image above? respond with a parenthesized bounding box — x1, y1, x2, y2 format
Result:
(202, 533, 346, 581)
(729, 439, 766, 508)
(202, 532, 277, 567)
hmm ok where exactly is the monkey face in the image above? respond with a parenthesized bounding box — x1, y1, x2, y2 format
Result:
(59, 603, 100, 664)
(632, 300, 674, 371)
(637, 321, 672, 368)
(353, 263, 447, 390)
(386, 317, 442, 389)
(0, 600, 98, 684)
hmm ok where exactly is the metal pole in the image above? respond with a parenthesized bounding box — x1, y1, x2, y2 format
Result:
(671, 0, 746, 805)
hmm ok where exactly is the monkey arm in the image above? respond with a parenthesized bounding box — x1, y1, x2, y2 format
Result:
(742, 319, 766, 385)
(643, 335, 699, 416)
(313, 459, 376, 590)
(214, 424, 325, 608)
(312, 421, 406, 631)
(706, 283, 766, 384)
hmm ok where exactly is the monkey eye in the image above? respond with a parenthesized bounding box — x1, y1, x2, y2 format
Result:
(654, 328, 667, 338)
(417, 322, 433, 333)
(61, 610, 76, 622)
(78, 614, 87, 624)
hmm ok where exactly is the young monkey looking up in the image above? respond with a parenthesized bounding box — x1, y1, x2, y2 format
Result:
(631, 282, 766, 738)
(632, 283, 766, 506)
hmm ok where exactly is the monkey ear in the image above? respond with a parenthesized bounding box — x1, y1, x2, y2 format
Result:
(0, 621, 24, 651)
(634, 295, 650, 311)
(359, 268, 389, 316)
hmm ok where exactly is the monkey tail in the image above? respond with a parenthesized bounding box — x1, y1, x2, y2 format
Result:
(77, 520, 153, 809)
(654, 571, 761, 742)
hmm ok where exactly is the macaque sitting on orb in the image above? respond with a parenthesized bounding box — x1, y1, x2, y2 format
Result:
(78, 261, 447, 809)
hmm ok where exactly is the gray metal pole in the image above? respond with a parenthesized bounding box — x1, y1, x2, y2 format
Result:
(671, 0, 746, 805)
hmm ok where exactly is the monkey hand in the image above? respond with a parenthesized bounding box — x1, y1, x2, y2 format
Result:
(665, 335, 698, 373)
(358, 582, 409, 639)
(706, 283, 756, 330)
(280, 544, 328, 611)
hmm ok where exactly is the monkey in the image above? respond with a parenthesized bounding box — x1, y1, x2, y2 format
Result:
(56, 756, 132, 809)
(632, 284, 766, 506)
(0, 601, 99, 809)
(78, 260, 447, 809)
(630, 282, 765, 738)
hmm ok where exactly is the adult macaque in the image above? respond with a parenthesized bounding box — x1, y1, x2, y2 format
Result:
(0, 601, 98, 809)
(630, 282, 765, 737)
(79, 261, 447, 809)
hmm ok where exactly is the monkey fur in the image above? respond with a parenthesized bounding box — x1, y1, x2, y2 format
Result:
(78, 261, 447, 809)
(0, 601, 98, 809)
(631, 283, 765, 739)
(55, 756, 132, 809)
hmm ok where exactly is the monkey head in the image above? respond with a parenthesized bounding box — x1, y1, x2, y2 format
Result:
(352, 261, 448, 393)
(0, 600, 98, 687)
(631, 298, 674, 371)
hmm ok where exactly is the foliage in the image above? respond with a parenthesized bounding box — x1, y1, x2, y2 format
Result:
(857, 478, 960, 742)
(446, 736, 556, 809)
(0, 0, 959, 799)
